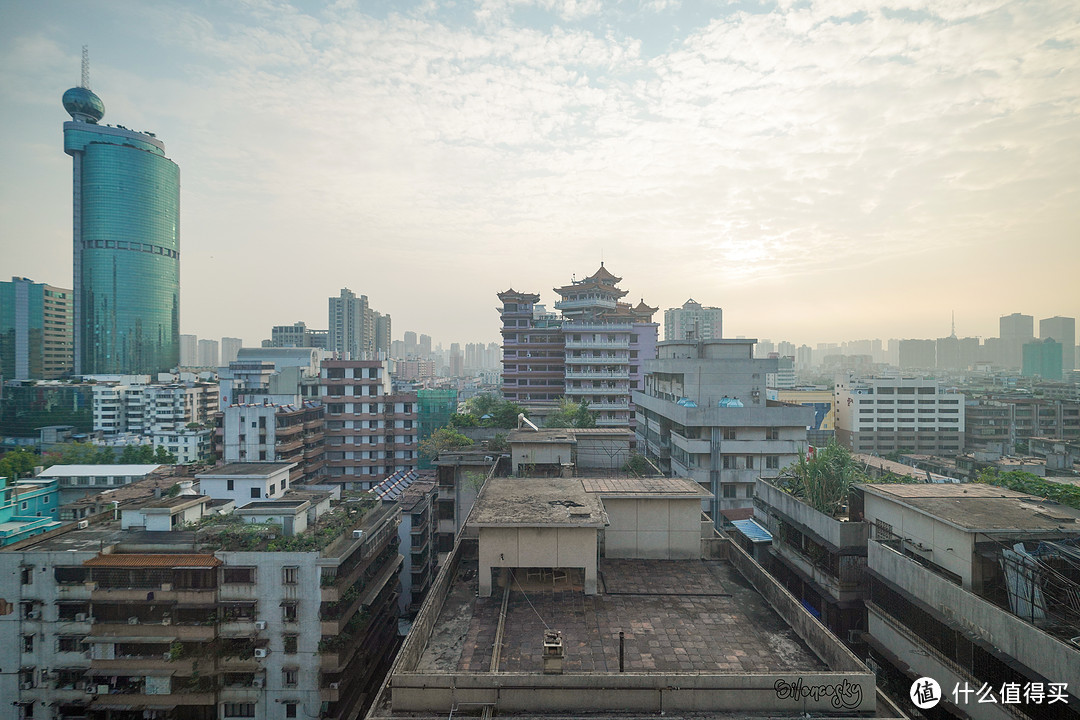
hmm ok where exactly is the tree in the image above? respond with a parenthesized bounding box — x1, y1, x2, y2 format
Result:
(154, 446, 178, 464)
(544, 399, 596, 428)
(488, 433, 509, 452)
(461, 394, 528, 428)
(0, 448, 41, 480)
(44, 442, 115, 467)
(622, 453, 649, 477)
(774, 440, 869, 516)
(419, 428, 474, 461)
(448, 412, 480, 428)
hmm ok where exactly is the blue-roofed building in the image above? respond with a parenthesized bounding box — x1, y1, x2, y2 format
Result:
(729, 517, 772, 563)
(0, 476, 62, 546)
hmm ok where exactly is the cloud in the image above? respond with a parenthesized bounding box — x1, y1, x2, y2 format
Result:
(1, 0, 1077, 344)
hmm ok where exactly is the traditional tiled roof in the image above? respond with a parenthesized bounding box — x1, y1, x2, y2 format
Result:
(586, 263, 621, 283)
(83, 553, 222, 568)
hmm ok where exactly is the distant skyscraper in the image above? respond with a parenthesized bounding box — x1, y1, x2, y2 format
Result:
(664, 299, 722, 341)
(328, 288, 373, 359)
(374, 313, 392, 358)
(63, 51, 180, 374)
(220, 336, 242, 365)
(1023, 339, 1063, 381)
(1040, 316, 1076, 372)
(419, 334, 432, 359)
(197, 339, 219, 367)
(179, 334, 197, 366)
(0, 277, 74, 379)
(999, 313, 1034, 369)
(404, 331, 418, 357)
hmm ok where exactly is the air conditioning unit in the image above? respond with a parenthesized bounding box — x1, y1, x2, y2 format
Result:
(77, 520, 89, 529)
(352, 530, 365, 540)
(160, 583, 173, 591)
(20, 682, 33, 690)
(74, 612, 88, 622)
(163, 652, 171, 661)
(252, 678, 264, 688)
(161, 617, 172, 626)
(86, 616, 96, 624)
(254, 648, 269, 658)
(254, 620, 267, 630)
(127, 617, 139, 625)
(329, 682, 340, 690)
(27, 610, 40, 620)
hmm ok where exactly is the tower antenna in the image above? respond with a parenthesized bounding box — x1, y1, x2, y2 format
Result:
(81, 45, 90, 89)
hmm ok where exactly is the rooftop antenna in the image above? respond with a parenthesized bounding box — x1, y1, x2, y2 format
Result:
(951, 311, 956, 338)
(81, 45, 91, 89)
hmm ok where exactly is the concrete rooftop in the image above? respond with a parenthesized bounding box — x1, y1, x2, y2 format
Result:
(418, 559, 827, 675)
(469, 478, 608, 528)
(859, 482, 1080, 532)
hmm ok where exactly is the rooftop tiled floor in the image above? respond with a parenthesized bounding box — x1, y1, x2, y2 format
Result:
(420, 558, 827, 675)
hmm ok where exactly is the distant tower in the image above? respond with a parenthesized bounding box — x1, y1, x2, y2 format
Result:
(64, 48, 180, 374)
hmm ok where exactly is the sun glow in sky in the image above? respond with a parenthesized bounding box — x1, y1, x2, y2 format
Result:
(1, 0, 1078, 348)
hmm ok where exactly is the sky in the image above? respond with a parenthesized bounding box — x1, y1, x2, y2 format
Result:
(1, 0, 1078, 349)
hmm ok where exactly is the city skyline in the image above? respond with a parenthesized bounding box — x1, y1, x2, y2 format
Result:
(1, 1, 1078, 348)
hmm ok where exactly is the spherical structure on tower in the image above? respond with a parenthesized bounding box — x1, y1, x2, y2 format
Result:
(62, 86, 105, 123)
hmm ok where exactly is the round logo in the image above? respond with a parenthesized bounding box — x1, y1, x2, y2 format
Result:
(910, 677, 941, 709)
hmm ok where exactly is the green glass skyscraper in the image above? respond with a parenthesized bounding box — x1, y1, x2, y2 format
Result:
(63, 55, 180, 374)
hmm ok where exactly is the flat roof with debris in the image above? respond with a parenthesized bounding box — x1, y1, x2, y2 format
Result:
(859, 483, 1080, 532)
(469, 478, 608, 528)
(580, 476, 712, 499)
(419, 558, 826, 675)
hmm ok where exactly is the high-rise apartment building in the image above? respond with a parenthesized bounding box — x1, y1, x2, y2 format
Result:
(1023, 338, 1064, 381)
(419, 333, 432, 358)
(374, 312, 392, 357)
(63, 56, 180, 375)
(328, 289, 374, 359)
(403, 331, 418, 357)
(319, 360, 418, 489)
(0, 277, 74, 379)
(220, 336, 242, 364)
(197, 338, 219, 367)
(1000, 312, 1035, 369)
(897, 338, 936, 370)
(179, 333, 197, 366)
(1040, 315, 1076, 372)
(663, 298, 722, 341)
(498, 266, 658, 428)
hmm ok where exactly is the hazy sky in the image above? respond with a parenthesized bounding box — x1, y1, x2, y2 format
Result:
(1, 0, 1078, 348)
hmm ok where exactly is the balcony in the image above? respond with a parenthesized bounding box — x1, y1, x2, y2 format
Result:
(564, 340, 629, 349)
(565, 354, 629, 364)
(554, 298, 618, 311)
(596, 417, 630, 427)
(565, 385, 629, 395)
(563, 322, 633, 332)
(90, 587, 216, 605)
(585, 401, 630, 411)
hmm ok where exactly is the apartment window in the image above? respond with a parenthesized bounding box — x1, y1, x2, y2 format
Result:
(722, 428, 736, 440)
(282, 668, 298, 687)
(722, 455, 732, 469)
(745, 455, 754, 470)
(222, 567, 256, 584)
(282, 603, 298, 623)
(285, 704, 297, 718)
(766, 455, 780, 469)
(250, 488, 260, 499)
(23, 634, 34, 652)
(58, 636, 85, 652)
(227, 479, 234, 491)
(269, 484, 276, 496)
(224, 704, 256, 718)
(766, 427, 780, 440)
(283, 635, 298, 654)
(20, 566, 33, 585)
(282, 567, 298, 585)
(21, 501, 28, 511)
(722, 485, 736, 498)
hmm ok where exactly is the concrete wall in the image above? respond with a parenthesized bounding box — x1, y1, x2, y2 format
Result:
(478, 526, 597, 596)
(863, 493, 975, 587)
(387, 670, 876, 716)
(755, 479, 869, 550)
(576, 435, 630, 471)
(868, 540, 1080, 699)
(602, 497, 700, 559)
